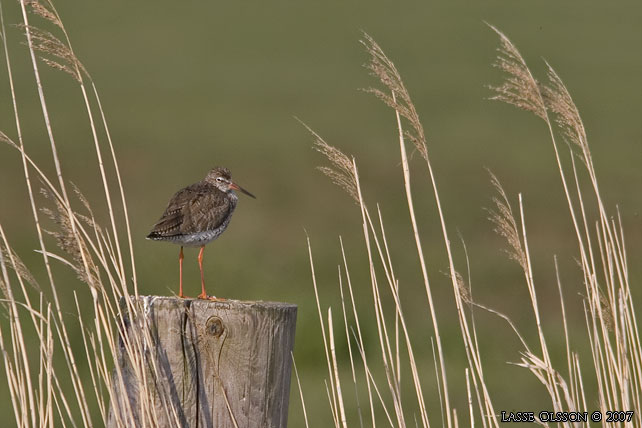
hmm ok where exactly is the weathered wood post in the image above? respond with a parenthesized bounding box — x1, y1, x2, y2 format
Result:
(108, 296, 297, 428)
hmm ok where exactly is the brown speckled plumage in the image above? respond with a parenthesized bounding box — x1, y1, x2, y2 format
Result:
(147, 180, 235, 244)
(147, 167, 255, 299)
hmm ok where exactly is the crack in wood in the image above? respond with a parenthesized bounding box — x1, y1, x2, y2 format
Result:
(108, 296, 297, 428)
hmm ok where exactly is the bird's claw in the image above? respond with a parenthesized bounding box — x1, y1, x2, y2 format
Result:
(197, 293, 226, 302)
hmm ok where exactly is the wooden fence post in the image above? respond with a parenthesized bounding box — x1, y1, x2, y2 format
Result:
(107, 296, 297, 428)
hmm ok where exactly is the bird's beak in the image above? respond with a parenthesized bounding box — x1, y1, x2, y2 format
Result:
(230, 182, 256, 199)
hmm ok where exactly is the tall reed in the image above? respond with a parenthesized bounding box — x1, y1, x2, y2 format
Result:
(0, 0, 638, 426)
(303, 28, 640, 427)
(0, 0, 188, 426)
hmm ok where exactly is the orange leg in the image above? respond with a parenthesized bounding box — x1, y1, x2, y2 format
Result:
(178, 246, 185, 298)
(197, 245, 207, 299)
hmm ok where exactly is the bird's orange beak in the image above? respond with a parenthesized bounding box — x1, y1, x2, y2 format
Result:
(230, 182, 256, 199)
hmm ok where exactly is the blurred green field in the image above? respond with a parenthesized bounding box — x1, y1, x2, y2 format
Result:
(0, 0, 640, 425)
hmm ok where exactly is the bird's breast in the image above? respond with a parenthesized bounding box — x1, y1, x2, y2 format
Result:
(177, 224, 229, 246)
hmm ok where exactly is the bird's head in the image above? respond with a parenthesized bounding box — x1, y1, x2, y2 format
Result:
(205, 167, 256, 198)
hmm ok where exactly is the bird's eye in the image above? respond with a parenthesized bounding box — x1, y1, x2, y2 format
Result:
(216, 177, 224, 182)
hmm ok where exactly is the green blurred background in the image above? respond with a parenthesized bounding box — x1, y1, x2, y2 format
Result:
(0, 0, 640, 425)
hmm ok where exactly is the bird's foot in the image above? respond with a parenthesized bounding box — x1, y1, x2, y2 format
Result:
(197, 292, 226, 301)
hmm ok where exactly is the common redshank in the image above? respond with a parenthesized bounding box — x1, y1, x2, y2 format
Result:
(147, 167, 255, 299)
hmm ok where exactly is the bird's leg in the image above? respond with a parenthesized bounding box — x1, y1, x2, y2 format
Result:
(178, 246, 185, 298)
(197, 245, 207, 299)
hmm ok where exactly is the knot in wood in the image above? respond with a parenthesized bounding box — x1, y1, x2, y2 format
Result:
(205, 316, 224, 338)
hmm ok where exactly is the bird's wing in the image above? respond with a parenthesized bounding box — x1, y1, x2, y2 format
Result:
(148, 182, 228, 238)
(179, 186, 231, 234)
(148, 187, 194, 238)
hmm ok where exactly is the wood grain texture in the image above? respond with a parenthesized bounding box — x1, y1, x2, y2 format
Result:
(108, 296, 297, 428)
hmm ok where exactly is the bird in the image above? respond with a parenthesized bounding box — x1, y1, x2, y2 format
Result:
(146, 167, 255, 299)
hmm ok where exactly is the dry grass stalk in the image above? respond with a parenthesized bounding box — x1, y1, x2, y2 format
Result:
(487, 24, 546, 120)
(25, 0, 62, 29)
(0, 244, 39, 293)
(488, 26, 640, 426)
(0, 0, 169, 426)
(339, 237, 377, 427)
(291, 353, 310, 428)
(362, 33, 427, 161)
(328, 307, 348, 428)
(41, 189, 101, 289)
(307, 236, 343, 428)
(542, 64, 589, 156)
(486, 170, 526, 270)
(0, 0, 638, 424)
(19, 24, 86, 81)
(306, 25, 639, 428)
(301, 120, 359, 204)
(336, 260, 366, 428)
(0, 129, 11, 144)
(308, 32, 509, 428)
(453, 271, 472, 306)
(363, 32, 456, 428)
(24, 0, 132, 292)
